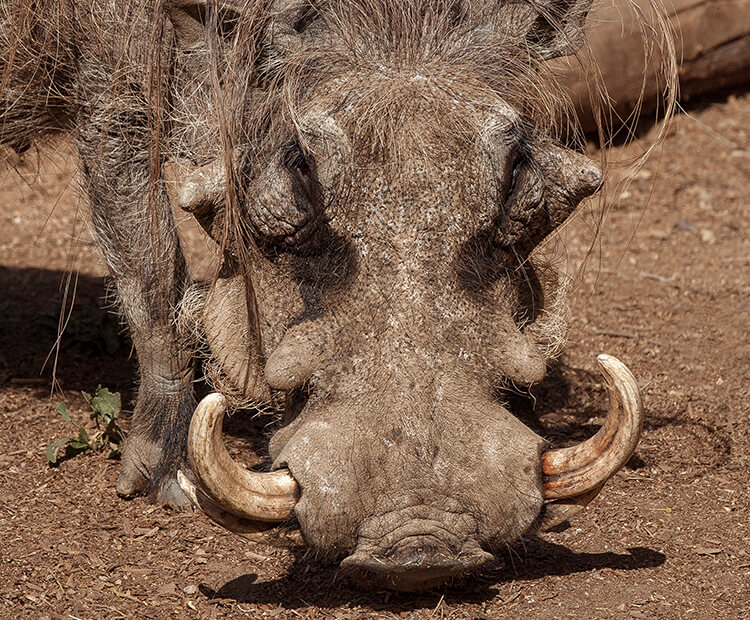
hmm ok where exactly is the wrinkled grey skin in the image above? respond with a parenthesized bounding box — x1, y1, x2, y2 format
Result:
(2, 0, 602, 589)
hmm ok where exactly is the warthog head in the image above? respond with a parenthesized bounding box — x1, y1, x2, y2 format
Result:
(167, 0, 643, 590)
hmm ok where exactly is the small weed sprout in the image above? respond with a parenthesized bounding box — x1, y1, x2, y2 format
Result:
(46, 386, 126, 465)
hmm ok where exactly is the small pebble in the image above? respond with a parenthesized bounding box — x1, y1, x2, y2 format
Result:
(700, 229, 716, 244)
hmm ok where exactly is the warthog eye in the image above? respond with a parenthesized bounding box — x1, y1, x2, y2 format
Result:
(280, 138, 319, 225)
(502, 143, 524, 201)
(290, 6, 317, 33)
(282, 138, 312, 178)
(494, 137, 545, 250)
(246, 137, 323, 251)
(496, 135, 602, 254)
(483, 117, 533, 210)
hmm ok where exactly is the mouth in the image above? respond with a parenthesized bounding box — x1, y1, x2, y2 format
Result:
(340, 538, 495, 591)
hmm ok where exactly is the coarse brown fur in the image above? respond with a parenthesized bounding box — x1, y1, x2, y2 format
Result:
(1, 0, 677, 590)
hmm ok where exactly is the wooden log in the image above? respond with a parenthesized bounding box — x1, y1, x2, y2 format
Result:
(564, 0, 750, 132)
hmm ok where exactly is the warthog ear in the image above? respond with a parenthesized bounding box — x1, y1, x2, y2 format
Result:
(522, 0, 594, 60)
(167, 0, 245, 48)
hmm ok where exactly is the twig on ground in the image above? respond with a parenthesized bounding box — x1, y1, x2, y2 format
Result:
(640, 272, 676, 283)
(685, 112, 739, 150)
(595, 329, 639, 339)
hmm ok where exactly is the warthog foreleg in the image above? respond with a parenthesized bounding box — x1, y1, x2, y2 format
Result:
(76, 96, 195, 508)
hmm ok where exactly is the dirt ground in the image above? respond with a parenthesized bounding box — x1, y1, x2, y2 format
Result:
(0, 89, 748, 619)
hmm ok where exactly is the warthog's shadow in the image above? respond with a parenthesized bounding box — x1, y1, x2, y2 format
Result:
(0, 266, 135, 396)
(201, 542, 665, 610)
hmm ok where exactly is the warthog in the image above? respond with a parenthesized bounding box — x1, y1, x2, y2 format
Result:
(1, 0, 670, 590)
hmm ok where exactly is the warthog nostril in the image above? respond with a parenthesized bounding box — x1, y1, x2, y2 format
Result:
(340, 539, 493, 591)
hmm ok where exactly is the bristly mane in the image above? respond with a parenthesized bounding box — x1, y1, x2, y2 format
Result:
(1, 0, 677, 216)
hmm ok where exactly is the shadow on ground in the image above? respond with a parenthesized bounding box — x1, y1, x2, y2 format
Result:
(0, 265, 134, 396)
(0, 265, 279, 451)
(201, 542, 665, 611)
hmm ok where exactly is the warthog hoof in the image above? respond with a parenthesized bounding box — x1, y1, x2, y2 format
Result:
(117, 436, 192, 509)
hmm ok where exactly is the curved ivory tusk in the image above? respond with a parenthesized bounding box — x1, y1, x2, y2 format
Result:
(188, 393, 299, 522)
(541, 354, 644, 500)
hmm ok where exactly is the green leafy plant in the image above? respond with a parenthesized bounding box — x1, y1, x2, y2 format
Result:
(47, 386, 126, 465)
